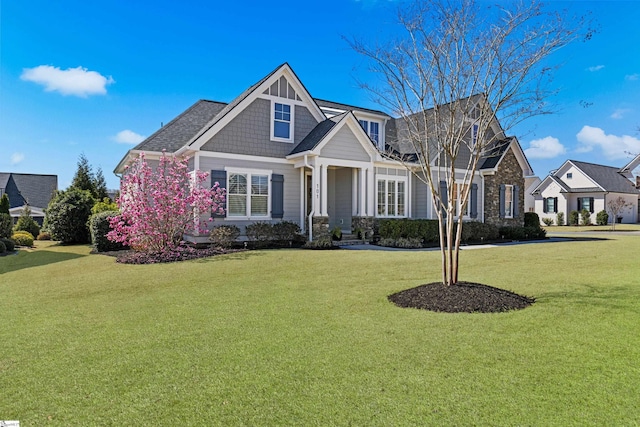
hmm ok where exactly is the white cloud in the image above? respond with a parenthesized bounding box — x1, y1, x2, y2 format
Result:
(10, 152, 25, 165)
(625, 73, 639, 81)
(576, 126, 640, 160)
(21, 65, 114, 97)
(610, 109, 631, 120)
(524, 136, 566, 159)
(113, 129, 145, 144)
(587, 65, 604, 72)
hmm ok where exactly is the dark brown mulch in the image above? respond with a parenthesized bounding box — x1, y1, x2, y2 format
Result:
(388, 282, 535, 313)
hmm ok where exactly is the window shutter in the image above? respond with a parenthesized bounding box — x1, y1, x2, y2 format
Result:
(271, 174, 284, 219)
(470, 183, 478, 219)
(577, 198, 582, 211)
(543, 197, 548, 214)
(499, 184, 506, 218)
(553, 197, 558, 213)
(513, 185, 520, 218)
(211, 170, 227, 218)
(589, 197, 594, 213)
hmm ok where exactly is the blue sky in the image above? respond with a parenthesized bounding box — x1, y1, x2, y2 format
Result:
(1, 0, 640, 190)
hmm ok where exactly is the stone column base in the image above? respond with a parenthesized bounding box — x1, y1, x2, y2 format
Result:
(311, 216, 330, 239)
(351, 216, 375, 240)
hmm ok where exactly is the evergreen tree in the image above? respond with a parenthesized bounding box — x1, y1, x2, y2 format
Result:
(93, 167, 109, 200)
(70, 153, 96, 196)
(13, 205, 40, 238)
(0, 193, 10, 214)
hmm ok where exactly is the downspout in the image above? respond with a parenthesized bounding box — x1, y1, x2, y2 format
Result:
(481, 174, 485, 223)
(303, 154, 315, 242)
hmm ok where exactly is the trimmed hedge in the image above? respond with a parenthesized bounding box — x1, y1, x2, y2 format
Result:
(89, 211, 128, 252)
(524, 212, 541, 228)
(210, 225, 241, 248)
(596, 210, 608, 226)
(245, 221, 305, 248)
(12, 231, 34, 247)
(1, 237, 15, 252)
(378, 219, 440, 243)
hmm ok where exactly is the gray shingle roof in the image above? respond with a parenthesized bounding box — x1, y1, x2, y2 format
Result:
(289, 116, 342, 155)
(133, 100, 227, 153)
(0, 173, 58, 210)
(314, 98, 391, 117)
(569, 160, 639, 194)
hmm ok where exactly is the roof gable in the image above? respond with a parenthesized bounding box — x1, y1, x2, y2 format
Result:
(480, 137, 533, 176)
(569, 160, 639, 194)
(0, 173, 58, 209)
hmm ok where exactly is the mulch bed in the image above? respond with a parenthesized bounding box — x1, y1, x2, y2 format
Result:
(99, 246, 242, 264)
(388, 281, 535, 313)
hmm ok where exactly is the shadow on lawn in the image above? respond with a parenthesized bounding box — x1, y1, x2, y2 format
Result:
(192, 250, 267, 264)
(0, 249, 87, 275)
(539, 283, 638, 310)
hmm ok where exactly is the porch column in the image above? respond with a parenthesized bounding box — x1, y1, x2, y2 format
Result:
(321, 163, 328, 216)
(300, 168, 305, 231)
(367, 167, 375, 216)
(313, 164, 321, 216)
(359, 168, 366, 216)
(352, 169, 359, 216)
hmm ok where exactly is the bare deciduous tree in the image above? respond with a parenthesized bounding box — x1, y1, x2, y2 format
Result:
(350, 0, 587, 285)
(607, 196, 630, 231)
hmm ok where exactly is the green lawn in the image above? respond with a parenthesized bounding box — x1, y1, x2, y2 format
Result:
(1, 238, 639, 426)
(544, 223, 640, 232)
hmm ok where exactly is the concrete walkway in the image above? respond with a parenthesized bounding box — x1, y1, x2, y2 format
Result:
(340, 236, 575, 251)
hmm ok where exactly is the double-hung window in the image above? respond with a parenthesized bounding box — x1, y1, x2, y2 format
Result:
(359, 119, 380, 145)
(228, 172, 270, 218)
(273, 102, 292, 141)
(377, 177, 406, 217)
(453, 183, 470, 217)
(504, 185, 514, 218)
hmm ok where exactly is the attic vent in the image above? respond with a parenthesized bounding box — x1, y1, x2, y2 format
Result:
(266, 76, 297, 100)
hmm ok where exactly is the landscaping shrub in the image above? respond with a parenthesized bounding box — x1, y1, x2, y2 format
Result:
(209, 225, 241, 248)
(90, 211, 128, 252)
(272, 221, 304, 244)
(1, 238, 15, 252)
(525, 226, 547, 239)
(13, 206, 40, 238)
(379, 237, 423, 248)
(581, 209, 592, 226)
(302, 235, 334, 249)
(596, 210, 609, 226)
(12, 231, 34, 247)
(91, 197, 119, 215)
(499, 226, 526, 240)
(542, 218, 554, 226)
(568, 210, 579, 226)
(0, 240, 5, 254)
(460, 221, 499, 243)
(44, 188, 95, 244)
(116, 244, 228, 264)
(378, 219, 439, 243)
(524, 212, 541, 228)
(245, 222, 274, 248)
(0, 213, 12, 238)
(556, 211, 565, 226)
(37, 232, 51, 240)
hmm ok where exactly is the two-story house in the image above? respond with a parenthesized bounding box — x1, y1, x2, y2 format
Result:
(0, 172, 58, 225)
(114, 63, 533, 243)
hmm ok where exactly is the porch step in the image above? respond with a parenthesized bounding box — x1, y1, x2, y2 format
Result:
(334, 234, 369, 246)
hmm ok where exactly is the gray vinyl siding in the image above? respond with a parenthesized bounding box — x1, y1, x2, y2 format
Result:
(200, 99, 319, 159)
(412, 174, 430, 219)
(320, 126, 371, 162)
(329, 168, 353, 230)
(198, 156, 301, 236)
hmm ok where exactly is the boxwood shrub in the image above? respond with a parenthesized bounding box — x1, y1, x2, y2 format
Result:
(89, 211, 128, 252)
(210, 225, 241, 248)
(12, 231, 34, 247)
(1, 237, 15, 252)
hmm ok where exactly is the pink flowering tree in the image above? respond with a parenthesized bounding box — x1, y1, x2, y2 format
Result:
(107, 152, 225, 252)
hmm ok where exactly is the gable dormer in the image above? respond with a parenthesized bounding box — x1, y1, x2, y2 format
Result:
(261, 75, 305, 143)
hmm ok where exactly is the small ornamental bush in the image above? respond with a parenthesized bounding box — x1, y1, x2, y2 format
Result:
(524, 212, 541, 228)
(0, 240, 6, 254)
(556, 211, 565, 226)
(12, 231, 34, 247)
(44, 188, 95, 244)
(460, 221, 499, 243)
(379, 237, 423, 248)
(0, 213, 12, 238)
(499, 226, 545, 240)
(272, 221, 303, 243)
(37, 232, 52, 241)
(245, 222, 274, 245)
(302, 235, 334, 249)
(596, 210, 609, 226)
(13, 206, 41, 239)
(91, 198, 119, 215)
(542, 218, 554, 226)
(90, 211, 128, 252)
(580, 209, 592, 225)
(378, 219, 440, 243)
(568, 210, 579, 226)
(209, 225, 241, 248)
(1, 238, 15, 252)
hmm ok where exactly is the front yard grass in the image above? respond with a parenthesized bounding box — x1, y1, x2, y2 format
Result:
(544, 223, 640, 232)
(1, 238, 639, 425)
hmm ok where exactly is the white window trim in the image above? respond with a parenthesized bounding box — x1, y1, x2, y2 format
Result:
(358, 119, 381, 147)
(505, 184, 514, 219)
(225, 167, 273, 220)
(375, 174, 408, 218)
(270, 99, 294, 143)
(453, 182, 471, 219)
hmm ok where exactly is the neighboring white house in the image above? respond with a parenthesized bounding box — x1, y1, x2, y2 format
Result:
(531, 160, 639, 224)
(524, 176, 541, 213)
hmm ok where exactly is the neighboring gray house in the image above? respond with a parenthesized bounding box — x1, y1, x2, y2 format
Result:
(0, 172, 58, 225)
(114, 63, 533, 242)
(532, 159, 640, 224)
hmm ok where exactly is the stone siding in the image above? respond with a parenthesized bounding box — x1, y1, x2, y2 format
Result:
(484, 147, 525, 227)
